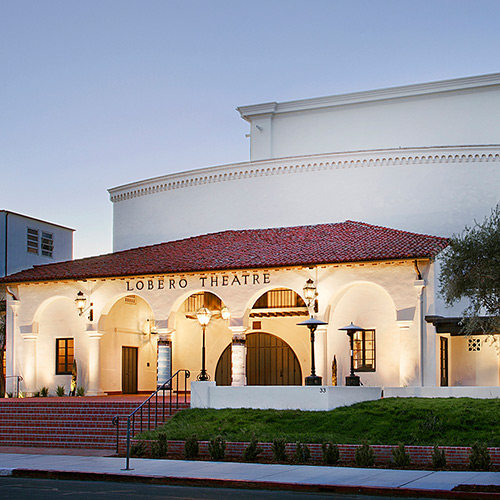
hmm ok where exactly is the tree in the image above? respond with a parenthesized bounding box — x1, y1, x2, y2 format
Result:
(439, 204, 500, 336)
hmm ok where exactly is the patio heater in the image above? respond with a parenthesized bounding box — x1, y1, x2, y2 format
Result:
(338, 322, 364, 386)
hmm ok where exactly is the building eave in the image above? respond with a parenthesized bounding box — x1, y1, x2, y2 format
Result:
(237, 73, 500, 119)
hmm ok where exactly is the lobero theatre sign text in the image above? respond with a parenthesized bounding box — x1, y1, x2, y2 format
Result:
(126, 273, 271, 292)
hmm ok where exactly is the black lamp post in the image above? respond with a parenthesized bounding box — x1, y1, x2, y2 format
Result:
(196, 306, 212, 381)
(298, 316, 328, 385)
(194, 305, 230, 382)
(338, 322, 364, 386)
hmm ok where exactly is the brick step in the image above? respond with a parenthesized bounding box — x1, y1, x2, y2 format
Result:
(0, 399, 189, 450)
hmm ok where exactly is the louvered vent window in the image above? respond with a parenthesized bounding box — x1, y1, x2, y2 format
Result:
(41, 231, 54, 257)
(253, 288, 306, 309)
(183, 292, 222, 312)
(124, 295, 137, 305)
(27, 228, 39, 254)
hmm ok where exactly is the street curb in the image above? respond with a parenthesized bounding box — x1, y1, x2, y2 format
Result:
(10, 468, 500, 499)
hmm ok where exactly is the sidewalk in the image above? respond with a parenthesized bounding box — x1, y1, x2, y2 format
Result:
(1, 450, 500, 498)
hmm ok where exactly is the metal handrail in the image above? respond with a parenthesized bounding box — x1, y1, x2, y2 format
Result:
(5, 375, 23, 398)
(112, 369, 190, 470)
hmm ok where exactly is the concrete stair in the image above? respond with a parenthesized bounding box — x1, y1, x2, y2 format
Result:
(0, 397, 189, 451)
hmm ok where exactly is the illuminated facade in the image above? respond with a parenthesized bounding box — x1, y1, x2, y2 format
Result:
(2, 74, 500, 399)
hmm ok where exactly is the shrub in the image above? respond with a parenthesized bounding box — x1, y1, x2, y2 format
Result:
(33, 391, 40, 397)
(294, 442, 311, 463)
(468, 442, 491, 471)
(355, 441, 375, 467)
(272, 438, 287, 462)
(392, 443, 411, 468)
(76, 386, 85, 397)
(151, 433, 168, 458)
(431, 445, 446, 469)
(208, 435, 226, 461)
(56, 385, 66, 397)
(242, 434, 262, 462)
(184, 434, 199, 460)
(40, 387, 49, 397)
(130, 440, 146, 457)
(322, 441, 340, 465)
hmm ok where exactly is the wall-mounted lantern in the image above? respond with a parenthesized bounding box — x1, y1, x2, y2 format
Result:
(142, 318, 157, 335)
(303, 278, 319, 313)
(298, 279, 327, 386)
(75, 291, 93, 321)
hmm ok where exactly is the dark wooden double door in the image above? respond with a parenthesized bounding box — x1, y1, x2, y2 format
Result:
(216, 332, 302, 386)
(122, 346, 138, 394)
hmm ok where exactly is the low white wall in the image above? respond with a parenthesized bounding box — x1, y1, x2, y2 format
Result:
(190, 382, 382, 411)
(384, 386, 500, 399)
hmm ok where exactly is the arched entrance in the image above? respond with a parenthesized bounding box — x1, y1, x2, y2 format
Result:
(98, 294, 156, 394)
(215, 332, 302, 386)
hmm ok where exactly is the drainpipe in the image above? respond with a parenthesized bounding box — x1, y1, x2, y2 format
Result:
(4, 211, 8, 277)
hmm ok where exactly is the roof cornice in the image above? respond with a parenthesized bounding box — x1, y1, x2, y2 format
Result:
(0, 210, 75, 231)
(237, 73, 500, 118)
(108, 145, 500, 202)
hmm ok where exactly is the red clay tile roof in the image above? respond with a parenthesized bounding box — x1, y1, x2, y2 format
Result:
(0, 221, 449, 284)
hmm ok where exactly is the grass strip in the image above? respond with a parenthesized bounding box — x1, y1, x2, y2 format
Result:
(138, 397, 500, 446)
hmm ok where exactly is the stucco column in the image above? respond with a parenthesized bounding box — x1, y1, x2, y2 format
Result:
(315, 325, 328, 384)
(230, 326, 248, 386)
(414, 280, 426, 387)
(20, 333, 37, 396)
(7, 300, 21, 395)
(87, 330, 104, 396)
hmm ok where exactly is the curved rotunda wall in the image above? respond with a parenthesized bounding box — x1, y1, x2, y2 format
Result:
(110, 146, 500, 252)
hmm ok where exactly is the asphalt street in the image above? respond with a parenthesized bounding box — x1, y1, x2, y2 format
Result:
(0, 477, 446, 500)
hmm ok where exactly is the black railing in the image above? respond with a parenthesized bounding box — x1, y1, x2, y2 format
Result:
(5, 375, 23, 398)
(113, 369, 190, 470)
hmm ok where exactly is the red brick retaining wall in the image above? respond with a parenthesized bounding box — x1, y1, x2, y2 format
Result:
(134, 439, 500, 467)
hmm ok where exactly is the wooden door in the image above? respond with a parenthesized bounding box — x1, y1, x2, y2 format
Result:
(440, 337, 449, 387)
(122, 346, 138, 394)
(215, 333, 302, 386)
(215, 344, 232, 386)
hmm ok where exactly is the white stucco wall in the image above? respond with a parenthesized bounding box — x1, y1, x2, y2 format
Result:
(109, 146, 500, 273)
(108, 74, 500, 328)
(238, 75, 500, 160)
(190, 381, 382, 411)
(448, 335, 500, 387)
(0, 211, 74, 277)
(5, 258, 464, 395)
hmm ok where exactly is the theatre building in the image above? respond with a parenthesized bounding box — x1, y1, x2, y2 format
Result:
(2, 221, 453, 397)
(2, 73, 500, 399)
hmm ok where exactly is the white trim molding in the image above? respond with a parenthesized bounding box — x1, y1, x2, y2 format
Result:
(108, 145, 500, 202)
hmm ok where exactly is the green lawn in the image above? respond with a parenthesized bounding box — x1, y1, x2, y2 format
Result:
(138, 398, 500, 446)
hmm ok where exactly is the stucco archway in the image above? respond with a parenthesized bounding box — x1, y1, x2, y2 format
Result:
(171, 291, 231, 386)
(98, 294, 156, 394)
(327, 281, 399, 387)
(215, 332, 302, 386)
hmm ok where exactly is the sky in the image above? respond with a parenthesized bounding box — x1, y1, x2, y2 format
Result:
(2, 0, 500, 258)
